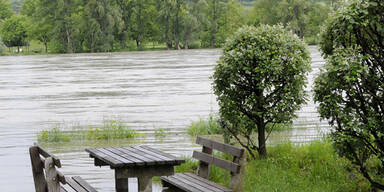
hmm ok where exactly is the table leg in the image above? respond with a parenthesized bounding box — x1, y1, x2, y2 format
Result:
(138, 175, 152, 192)
(115, 174, 129, 192)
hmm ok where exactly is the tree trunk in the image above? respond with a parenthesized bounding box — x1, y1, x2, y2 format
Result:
(44, 42, 48, 53)
(257, 120, 267, 157)
(211, 0, 217, 48)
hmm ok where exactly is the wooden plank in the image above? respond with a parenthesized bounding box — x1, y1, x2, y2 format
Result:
(196, 136, 244, 157)
(118, 147, 157, 165)
(184, 173, 233, 192)
(176, 173, 224, 192)
(161, 175, 205, 192)
(45, 157, 61, 192)
(112, 147, 146, 166)
(193, 151, 240, 173)
(86, 148, 123, 168)
(140, 145, 185, 164)
(60, 186, 68, 192)
(66, 177, 88, 192)
(198, 146, 212, 179)
(133, 146, 173, 163)
(125, 147, 163, 163)
(99, 148, 135, 166)
(72, 176, 98, 192)
(57, 170, 66, 184)
(29, 146, 47, 192)
(36, 144, 62, 168)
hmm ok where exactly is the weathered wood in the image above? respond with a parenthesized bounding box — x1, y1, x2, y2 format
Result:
(197, 146, 212, 179)
(30, 146, 47, 192)
(138, 175, 152, 192)
(161, 137, 246, 192)
(36, 144, 61, 168)
(45, 157, 61, 192)
(140, 146, 185, 163)
(115, 165, 174, 179)
(229, 151, 246, 192)
(30, 145, 98, 192)
(115, 175, 128, 192)
(196, 136, 243, 157)
(193, 151, 240, 173)
(65, 177, 88, 192)
(184, 172, 232, 192)
(72, 176, 98, 192)
(112, 147, 146, 166)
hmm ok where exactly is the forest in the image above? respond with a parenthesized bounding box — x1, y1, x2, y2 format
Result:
(0, 0, 336, 53)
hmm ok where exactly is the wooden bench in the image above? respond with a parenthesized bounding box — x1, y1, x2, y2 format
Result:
(29, 144, 99, 192)
(161, 136, 246, 192)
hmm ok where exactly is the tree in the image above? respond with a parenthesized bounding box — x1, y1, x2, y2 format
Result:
(213, 25, 311, 158)
(0, 15, 28, 53)
(0, 0, 14, 21)
(314, 0, 384, 189)
(0, 37, 6, 54)
(22, 0, 51, 53)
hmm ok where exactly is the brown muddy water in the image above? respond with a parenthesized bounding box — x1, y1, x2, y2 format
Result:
(0, 47, 328, 192)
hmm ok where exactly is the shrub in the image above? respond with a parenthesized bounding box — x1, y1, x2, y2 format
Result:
(213, 25, 311, 158)
(315, 0, 384, 189)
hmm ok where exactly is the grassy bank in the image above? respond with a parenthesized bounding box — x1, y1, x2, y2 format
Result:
(37, 120, 139, 142)
(173, 141, 371, 192)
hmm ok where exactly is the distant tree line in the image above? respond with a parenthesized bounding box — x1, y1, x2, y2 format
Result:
(0, 0, 336, 54)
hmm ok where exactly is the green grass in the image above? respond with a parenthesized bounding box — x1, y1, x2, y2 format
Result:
(154, 127, 167, 137)
(37, 119, 139, 142)
(173, 141, 371, 191)
(188, 115, 223, 136)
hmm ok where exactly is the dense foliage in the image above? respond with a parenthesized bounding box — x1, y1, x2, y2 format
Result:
(0, 0, 335, 54)
(213, 25, 311, 158)
(314, 0, 384, 189)
(0, 14, 28, 51)
(0, 0, 14, 21)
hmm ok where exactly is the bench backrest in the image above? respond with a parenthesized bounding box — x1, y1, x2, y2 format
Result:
(193, 136, 246, 192)
(29, 144, 66, 192)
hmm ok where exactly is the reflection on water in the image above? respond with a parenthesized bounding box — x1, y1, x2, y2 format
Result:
(0, 47, 327, 192)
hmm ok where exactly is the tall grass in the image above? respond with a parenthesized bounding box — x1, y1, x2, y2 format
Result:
(188, 115, 222, 136)
(38, 120, 138, 142)
(173, 141, 371, 191)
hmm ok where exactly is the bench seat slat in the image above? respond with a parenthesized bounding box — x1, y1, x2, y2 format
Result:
(161, 173, 233, 192)
(193, 151, 240, 173)
(183, 172, 233, 192)
(65, 177, 88, 192)
(72, 176, 98, 192)
(176, 173, 223, 192)
(196, 136, 244, 157)
(162, 174, 205, 192)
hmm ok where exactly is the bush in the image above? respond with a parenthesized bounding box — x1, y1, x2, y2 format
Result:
(315, 0, 384, 189)
(213, 25, 311, 158)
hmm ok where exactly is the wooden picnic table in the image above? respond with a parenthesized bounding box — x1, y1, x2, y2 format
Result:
(85, 145, 185, 192)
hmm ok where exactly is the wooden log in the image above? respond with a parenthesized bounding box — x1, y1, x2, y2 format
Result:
(30, 146, 47, 192)
(45, 157, 60, 192)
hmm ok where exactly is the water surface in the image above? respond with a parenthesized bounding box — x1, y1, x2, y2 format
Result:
(0, 47, 327, 192)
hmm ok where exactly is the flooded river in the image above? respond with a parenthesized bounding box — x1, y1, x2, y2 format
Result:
(0, 47, 327, 192)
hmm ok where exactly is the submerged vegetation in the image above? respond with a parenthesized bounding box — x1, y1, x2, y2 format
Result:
(174, 141, 371, 192)
(37, 120, 138, 143)
(187, 115, 222, 136)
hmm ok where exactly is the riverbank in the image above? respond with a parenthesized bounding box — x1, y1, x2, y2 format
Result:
(174, 141, 371, 192)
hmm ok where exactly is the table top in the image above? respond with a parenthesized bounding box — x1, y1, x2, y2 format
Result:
(85, 145, 185, 168)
